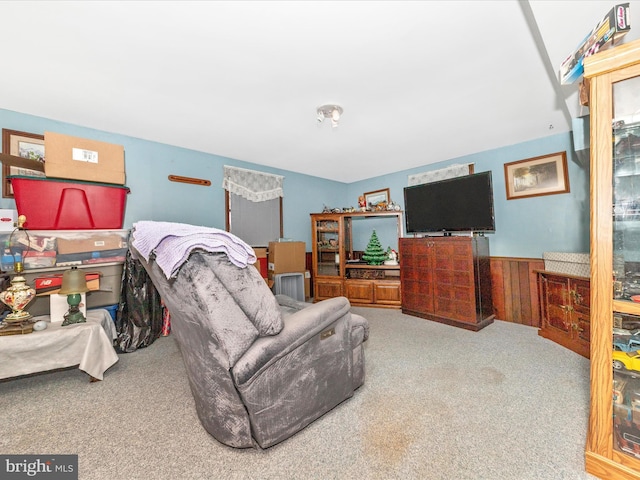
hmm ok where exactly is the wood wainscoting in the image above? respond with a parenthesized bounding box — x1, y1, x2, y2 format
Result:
(490, 257, 545, 327)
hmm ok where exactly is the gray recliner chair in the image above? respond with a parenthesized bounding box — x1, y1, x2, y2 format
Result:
(131, 245, 369, 449)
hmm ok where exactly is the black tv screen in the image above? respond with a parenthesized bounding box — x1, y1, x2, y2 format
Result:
(403, 171, 495, 234)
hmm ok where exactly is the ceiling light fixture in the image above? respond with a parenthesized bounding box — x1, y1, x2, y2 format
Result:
(317, 105, 343, 128)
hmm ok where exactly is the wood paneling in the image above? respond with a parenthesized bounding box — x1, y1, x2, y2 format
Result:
(308, 248, 542, 328)
(490, 257, 544, 327)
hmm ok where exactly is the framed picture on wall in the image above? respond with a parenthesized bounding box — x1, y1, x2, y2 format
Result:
(2, 129, 46, 198)
(363, 188, 390, 210)
(504, 151, 570, 200)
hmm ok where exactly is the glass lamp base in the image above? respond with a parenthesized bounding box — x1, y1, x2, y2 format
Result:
(61, 293, 86, 327)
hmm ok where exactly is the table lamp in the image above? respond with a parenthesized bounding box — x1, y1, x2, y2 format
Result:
(0, 214, 35, 323)
(59, 267, 90, 326)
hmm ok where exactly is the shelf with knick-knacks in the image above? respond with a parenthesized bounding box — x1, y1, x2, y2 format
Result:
(310, 210, 403, 308)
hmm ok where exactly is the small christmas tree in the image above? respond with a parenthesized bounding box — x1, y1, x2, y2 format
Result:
(362, 230, 387, 265)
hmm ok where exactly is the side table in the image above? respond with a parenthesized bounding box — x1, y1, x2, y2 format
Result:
(0, 309, 119, 381)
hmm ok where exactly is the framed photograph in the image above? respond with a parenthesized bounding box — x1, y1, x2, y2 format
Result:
(504, 151, 570, 200)
(2, 129, 45, 198)
(364, 188, 390, 209)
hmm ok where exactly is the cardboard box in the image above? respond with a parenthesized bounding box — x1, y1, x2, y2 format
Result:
(268, 241, 306, 278)
(253, 247, 268, 279)
(44, 131, 126, 185)
(23, 250, 57, 269)
(304, 270, 311, 300)
(57, 234, 124, 254)
(543, 252, 590, 277)
(35, 272, 100, 296)
(560, 3, 630, 84)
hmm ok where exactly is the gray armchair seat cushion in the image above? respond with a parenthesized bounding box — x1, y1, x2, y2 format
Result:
(131, 240, 369, 449)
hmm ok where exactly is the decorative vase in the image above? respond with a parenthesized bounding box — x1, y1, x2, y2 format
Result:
(0, 275, 36, 323)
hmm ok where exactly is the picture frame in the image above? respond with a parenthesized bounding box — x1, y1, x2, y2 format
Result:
(363, 188, 390, 209)
(2, 129, 46, 198)
(504, 151, 570, 200)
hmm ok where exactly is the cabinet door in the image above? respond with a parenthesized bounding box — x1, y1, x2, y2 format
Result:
(610, 72, 640, 467)
(400, 238, 433, 313)
(433, 239, 475, 323)
(542, 275, 571, 334)
(374, 281, 401, 305)
(569, 278, 590, 316)
(572, 310, 590, 347)
(313, 216, 341, 277)
(314, 278, 342, 301)
(344, 280, 374, 304)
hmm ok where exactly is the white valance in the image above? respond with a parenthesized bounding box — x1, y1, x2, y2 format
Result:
(222, 165, 284, 202)
(408, 163, 473, 186)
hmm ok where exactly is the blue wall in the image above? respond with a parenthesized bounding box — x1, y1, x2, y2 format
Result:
(0, 108, 348, 248)
(0, 109, 589, 258)
(348, 132, 589, 258)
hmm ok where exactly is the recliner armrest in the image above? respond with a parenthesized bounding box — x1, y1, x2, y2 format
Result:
(231, 297, 352, 386)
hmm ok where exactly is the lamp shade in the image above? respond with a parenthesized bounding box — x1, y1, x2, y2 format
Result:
(58, 267, 90, 295)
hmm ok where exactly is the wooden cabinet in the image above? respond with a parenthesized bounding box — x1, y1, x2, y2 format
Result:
(584, 39, 640, 479)
(399, 236, 494, 331)
(310, 211, 402, 308)
(537, 271, 590, 359)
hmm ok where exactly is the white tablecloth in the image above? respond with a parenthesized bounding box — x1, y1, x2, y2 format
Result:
(0, 309, 119, 381)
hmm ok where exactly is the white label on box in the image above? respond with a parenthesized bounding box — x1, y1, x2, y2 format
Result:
(268, 262, 275, 271)
(93, 241, 106, 247)
(72, 147, 99, 164)
(0, 209, 17, 232)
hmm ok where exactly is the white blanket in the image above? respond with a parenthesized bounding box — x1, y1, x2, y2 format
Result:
(131, 221, 256, 278)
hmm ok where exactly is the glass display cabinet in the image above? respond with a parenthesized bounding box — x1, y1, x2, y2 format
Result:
(584, 38, 640, 479)
(310, 211, 402, 307)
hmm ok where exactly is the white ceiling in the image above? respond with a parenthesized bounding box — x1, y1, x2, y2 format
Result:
(0, 1, 637, 183)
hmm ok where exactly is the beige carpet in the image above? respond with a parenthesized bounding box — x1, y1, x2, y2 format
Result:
(1, 307, 596, 479)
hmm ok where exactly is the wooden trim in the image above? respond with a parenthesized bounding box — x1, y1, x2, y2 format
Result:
(588, 69, 615, 462)
(225, 190, 230, 231)
(279, 197, 283, 239)
(168, 175, 211, 186)
(584, 38, 640, 78)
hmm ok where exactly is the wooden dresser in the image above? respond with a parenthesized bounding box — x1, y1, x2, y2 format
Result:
(399, 236, 494, 331)
(536, 270, 590, 359)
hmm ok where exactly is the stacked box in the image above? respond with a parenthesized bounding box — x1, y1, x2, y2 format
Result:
(252, 247, 268, 279)
(44, 131, 126, 185)
(267, 241, 306, 280)
(22, 251, 57, 269)
(560, 3, 631, 85)
(23, 262, 124, 317)
(10, 176, 129, 230)
(0, 229, 128, 271)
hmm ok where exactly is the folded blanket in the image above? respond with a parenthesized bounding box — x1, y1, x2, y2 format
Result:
(132, 221, 256, 278)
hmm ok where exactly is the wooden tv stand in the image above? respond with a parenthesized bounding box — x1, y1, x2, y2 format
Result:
(399, 235, 494, 331)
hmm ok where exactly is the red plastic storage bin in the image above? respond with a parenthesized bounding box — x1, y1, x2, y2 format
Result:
(10, 176, 129, 230)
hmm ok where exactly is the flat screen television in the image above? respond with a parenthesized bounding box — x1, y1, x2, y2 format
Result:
(403, 171, 495, 234)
